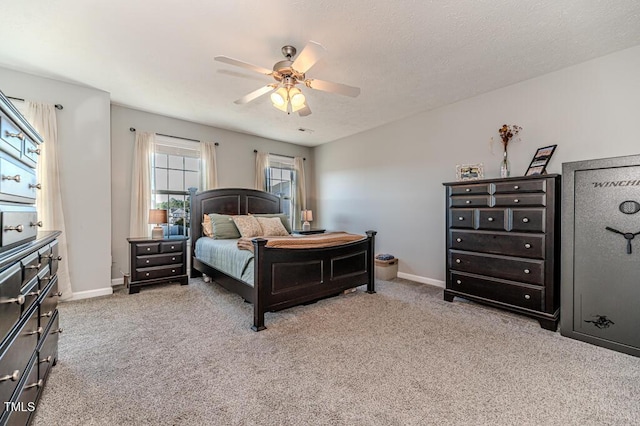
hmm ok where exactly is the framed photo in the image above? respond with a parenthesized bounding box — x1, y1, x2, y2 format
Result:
(456, 163, 484, 181)
(525, 145, 557, 176)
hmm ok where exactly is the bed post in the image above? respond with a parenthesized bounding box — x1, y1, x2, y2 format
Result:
(251, 238, 268, 331)
(366, 230, 377, 294)
(188, 187, 202, 278)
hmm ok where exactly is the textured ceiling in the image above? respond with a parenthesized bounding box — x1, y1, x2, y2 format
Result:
(2, 1, 640, 146)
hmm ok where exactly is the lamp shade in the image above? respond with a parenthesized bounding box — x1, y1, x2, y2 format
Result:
(148, 209, 168, 225)
(301, 210, 313, 222)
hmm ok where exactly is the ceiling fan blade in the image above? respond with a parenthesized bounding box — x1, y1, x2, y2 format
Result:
(304, 78, 361, 97)
(234, 85, 276, 105)
(298, 104, 312, 117)
(215, 56, 273, 76)
(292, 41, 326, 74)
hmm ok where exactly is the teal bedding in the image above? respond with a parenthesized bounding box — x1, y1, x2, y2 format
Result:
(195, 237, 254, 286)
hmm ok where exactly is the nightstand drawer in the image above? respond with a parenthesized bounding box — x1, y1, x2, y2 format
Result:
(133, 264, 184, 281)
(136, 252, 183, 268)
(135, 243, 160, 255)
(160, 241, 183, 253)
(450, 231, 545, 259)
(449, 250, 544, 285)
(450, 272, 543, 310)
(449, 209, 474, 229)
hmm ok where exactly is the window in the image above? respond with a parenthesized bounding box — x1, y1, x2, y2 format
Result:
(153, 136, 200, 238)
(266, 155, 295, 220)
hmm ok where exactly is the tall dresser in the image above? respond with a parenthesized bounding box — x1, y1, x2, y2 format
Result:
(443, 174, 561, 330)
(0, 91, 62, 425)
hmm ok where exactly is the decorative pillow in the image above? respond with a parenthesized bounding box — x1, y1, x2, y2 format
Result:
(232, 215, 263, 238)
(202, 215, 213, 237)
(256, 216, 289, 236)
(252, 213, 292, 234)
(209, 213, 241, 239)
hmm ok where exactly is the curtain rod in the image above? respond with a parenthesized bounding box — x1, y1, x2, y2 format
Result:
(129, 128, 219, 146)
(8, 96, 63, 110)
(254, 149, 305, 161)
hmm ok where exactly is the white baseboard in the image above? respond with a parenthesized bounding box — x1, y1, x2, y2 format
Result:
(111, 278, 124, 286)
(65, 287, 113, 301)
(397, 272, 445, 289)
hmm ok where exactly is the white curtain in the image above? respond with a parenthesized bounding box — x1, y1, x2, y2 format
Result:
(293, 157, 306, 229)
(200, 141, 218, 190)
(255, 151, 269, 190)
(26, 102, 73, 300)
(130, 132, 155, 237)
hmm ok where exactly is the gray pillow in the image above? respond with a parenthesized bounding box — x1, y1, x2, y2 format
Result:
(252, 213, 292, 234)
(208, 213, 241, 239)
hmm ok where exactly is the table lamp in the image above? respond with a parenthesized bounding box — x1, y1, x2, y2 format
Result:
(301, 209, 313, 231)
(148, 209, 168, 239)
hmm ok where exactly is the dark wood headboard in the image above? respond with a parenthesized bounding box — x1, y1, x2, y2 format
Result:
(189, 187, 282, 250)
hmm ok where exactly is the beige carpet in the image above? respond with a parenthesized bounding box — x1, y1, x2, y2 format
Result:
(32, 278, 640, 425)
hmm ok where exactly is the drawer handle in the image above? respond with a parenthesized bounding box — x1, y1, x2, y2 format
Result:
(514, 199, 519, 203)
(455, 259, 461, 264)
(145, 260, 150, 264)
(29, 183, 42, 190)
(456, 279, 462, 284)
(522, 218, 529, 223)
(171, 269, 176, 273)
(3, 294, 25, 305)
(171, 257, 176, 261)
(456, 238, 462, 243)
(1, 174, 21, 182)
(524, 269, 530, 274)
(0, 370, 20, 382)
(40, 356, 53, 364)
(4, 224, 24, 232)
(514, 185, 520, 190)
(465, 200, 471, 204)
(30, 221, 44, 227)
(465, 188, 471, 192)
(170, 245, 175, 249)
(41, 310, 53, 318)
(27, 289, 42, 297)
(524, 294, 531, 300)
(51, 327, 63, 334)
(145, 272, 150, 277)
(28, 147, 41, 155)
(5, 130, 25, 141)
(25, 379, 44, 390)
(524, 243, 531, 249)
(27, 327, 44, 336)
(458, 217, 464, 221)
(54, 291, 63, 297)
(146, 248, 151, 251)
(487, 217, 494, 222)
(24, 263, 42, 270)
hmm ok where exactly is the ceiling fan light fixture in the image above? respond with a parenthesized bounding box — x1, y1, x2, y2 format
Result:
(289, 88, 306, 108)
(270, 87, 288, 107)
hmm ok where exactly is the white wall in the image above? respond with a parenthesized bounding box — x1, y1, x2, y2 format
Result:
(0, 67, 112, 298)
(111, 105, 314, 280)
(314, 44, 640, 286)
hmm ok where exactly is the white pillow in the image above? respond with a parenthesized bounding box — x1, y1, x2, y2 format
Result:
(256, 216, 289, 236)
(232, 215, 262, 238)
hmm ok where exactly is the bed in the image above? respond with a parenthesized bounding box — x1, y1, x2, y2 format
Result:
(189, 188, 377, 331)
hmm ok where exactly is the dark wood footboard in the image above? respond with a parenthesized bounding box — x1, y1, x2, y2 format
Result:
(250, 230, 376, 331)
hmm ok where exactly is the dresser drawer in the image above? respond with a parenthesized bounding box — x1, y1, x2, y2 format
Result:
(0, 114, 26, 160)
(494, 193, 546, 207)
(0, 305, 39, 405)
(20, 251, 43, 287)
(133, 264, 184, 281)
(1, 208, 38, 249)
(39, 277, 59, 334)
(449, 183, 492, 195)
(136, 252, 183, 268)
(5, 353, 39, 426)
(22, 138, 41, 168)
(494, 179, 546, 194)
(450, 231, 545, 259)
(511, 209, 545, 232)
(449, 250, 545, 285)
(135, 242, 160, 255)
(449, 209, 474, 229)
(450, 272, 543, 311)
(450, 195, 491, 208)
(0, 157, 38, 202)
(38, 309, 60, 382)
(0, 264, 23, 343)
(477, 209, 508, 230)
(20, 276, 40, 318)
(160, 241, 183, 253)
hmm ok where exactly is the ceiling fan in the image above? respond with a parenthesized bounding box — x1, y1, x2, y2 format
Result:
(215, 41, 361, 116)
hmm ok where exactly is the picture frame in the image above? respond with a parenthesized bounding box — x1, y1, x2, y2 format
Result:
(525, 145, 557, 176)
(456, 163, 484, 181)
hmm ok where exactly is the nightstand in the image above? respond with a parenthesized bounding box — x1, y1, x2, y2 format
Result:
(292, 228, 326, 235)
(127, 236, 188, 294)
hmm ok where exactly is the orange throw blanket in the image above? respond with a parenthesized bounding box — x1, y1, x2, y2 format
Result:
(237, 232, 365, 252)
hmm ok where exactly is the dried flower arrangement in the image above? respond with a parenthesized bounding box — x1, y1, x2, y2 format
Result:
(498, 124, 522, 149)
